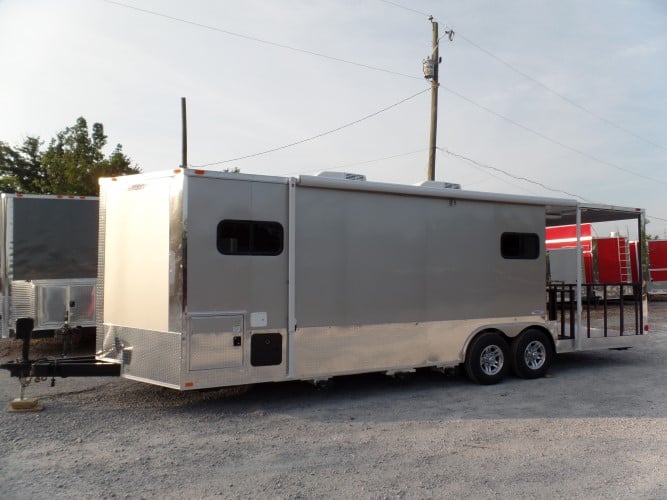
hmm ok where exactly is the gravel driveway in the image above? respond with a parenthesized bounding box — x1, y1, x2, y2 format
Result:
(1, 304, 666, 499)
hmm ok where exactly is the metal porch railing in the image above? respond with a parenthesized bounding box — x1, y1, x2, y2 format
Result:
(546, 283, 644, 339)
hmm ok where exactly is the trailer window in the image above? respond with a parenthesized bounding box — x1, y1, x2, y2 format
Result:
(217, 220, 284, 256)
(501, 232, 540, 259)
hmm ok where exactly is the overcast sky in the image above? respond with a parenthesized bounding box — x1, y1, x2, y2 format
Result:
(1, 0, 666, 235)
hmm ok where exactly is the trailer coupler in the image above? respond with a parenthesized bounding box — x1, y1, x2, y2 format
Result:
(0, 356, 121, 379)
(2, 317, 121, 380)
(2, 318, 120, 412)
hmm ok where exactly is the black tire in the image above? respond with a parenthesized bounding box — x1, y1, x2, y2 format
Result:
(511, 329, 554, 379)
(464, 332, 510, 385)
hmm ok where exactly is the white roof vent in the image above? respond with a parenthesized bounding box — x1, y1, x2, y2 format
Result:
(317, 171, 366, 181)
(418, 180, 461, 189)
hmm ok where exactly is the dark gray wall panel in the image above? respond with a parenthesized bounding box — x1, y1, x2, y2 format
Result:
(12, 198, 98, 280)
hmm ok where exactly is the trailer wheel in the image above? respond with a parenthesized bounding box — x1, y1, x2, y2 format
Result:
(511, 329, 553, 379)
(464, 332, 509, 385)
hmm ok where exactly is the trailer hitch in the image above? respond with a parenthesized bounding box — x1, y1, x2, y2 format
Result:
(2, 318, 121, 412)
(3, 318, 42, 412)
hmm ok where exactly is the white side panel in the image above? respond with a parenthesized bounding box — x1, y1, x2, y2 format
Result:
(549, 248, 580, 283)
(103, 178, 171, 332)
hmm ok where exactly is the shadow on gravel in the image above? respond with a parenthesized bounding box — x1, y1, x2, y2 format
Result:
(168, 347, 666, 422)
(3, 334, 664, 422)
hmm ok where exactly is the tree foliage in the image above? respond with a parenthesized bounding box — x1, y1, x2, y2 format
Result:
(0, 117, 140, 196)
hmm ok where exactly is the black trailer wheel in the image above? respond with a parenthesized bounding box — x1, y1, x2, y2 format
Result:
(464, 332, 510, 385)
(511, 329, 553, 379)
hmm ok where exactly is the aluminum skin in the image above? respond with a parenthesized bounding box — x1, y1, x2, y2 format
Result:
(96, 169, 647, 390)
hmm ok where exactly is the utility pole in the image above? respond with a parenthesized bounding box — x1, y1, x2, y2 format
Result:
(425, 17, 439, 181)
(423, 18, 454, 181)
(181, 97, 188, 169)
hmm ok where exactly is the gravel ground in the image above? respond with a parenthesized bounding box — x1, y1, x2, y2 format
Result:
(1, 305, 666, 499)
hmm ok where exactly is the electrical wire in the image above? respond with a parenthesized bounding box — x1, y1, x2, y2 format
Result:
(106, 0, 665, 186)
(442, 86, 667, 185)
(379, 0, 667, 152)
(454, 33, 667, 153)
(290, 148, 428, 176)
(103, 0, 423, 81)
(439, 148, 592, 201)
(442, 147, 667, 223)
(378, 0, 431, 18)
(196, 88, 430, 167)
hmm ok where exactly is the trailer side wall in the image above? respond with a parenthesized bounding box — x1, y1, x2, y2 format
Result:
(295, 186, 546, 325)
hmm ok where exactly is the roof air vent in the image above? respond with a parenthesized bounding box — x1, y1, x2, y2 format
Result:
(317, 171, 366, 181)
(418, 180, 461, 189)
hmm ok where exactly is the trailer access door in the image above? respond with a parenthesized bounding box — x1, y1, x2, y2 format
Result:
(185, 175, 289, 384)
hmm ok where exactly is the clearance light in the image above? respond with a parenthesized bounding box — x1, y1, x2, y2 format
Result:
(184, 381, 194, 387)
(194, 169, 205, 175)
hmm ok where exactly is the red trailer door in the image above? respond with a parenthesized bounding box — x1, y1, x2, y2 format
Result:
(596, 237, 631, 283)
(648, 240, 667, 282)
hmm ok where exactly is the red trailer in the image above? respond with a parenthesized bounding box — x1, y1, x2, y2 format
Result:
(595, 236, 632, 284)
(647, 240, 667, 295)
(545, 224, 593, 284)
(546, 225, 632, 287)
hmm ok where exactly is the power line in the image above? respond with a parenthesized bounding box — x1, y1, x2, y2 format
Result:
(450, 158, 544, 196)
(439, 147, 592, 201)
(378, 0, 431, 18)
(107, 0, 665, 185)
(455, 33, 667, 153)
(442, 85, 667, 185)
(104, 0, 423, 81)
(443, 148, 667, 223)
(196, 88, 430, 167)
(379, 0, 667, 152)
(292, 148, 428, 176)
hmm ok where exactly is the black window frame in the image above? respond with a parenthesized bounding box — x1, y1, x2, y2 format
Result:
(500, 232, 540, 260)
(216, 219, 284, 256)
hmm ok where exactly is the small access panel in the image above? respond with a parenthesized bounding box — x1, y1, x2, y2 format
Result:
(250, 333, 282, 366)
(189, 315, 244, 371)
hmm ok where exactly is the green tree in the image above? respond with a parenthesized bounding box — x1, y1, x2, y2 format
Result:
(0, 136, 45, 193)
(0, 117, 140, 195)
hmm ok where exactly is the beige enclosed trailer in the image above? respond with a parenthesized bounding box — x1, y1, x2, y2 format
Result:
(93, 168, 647, 389)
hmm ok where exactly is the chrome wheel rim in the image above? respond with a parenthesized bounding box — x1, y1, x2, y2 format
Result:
(524, 340, 546, 370)
(480, 345, 504, 376)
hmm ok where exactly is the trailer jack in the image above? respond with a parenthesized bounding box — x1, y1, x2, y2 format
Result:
(2, 318, 120, 412)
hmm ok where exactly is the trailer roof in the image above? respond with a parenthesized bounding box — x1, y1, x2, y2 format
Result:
(0, 193, 98, 200)
(100, 169, 644, 226)
(298, 175, 644, 225)
(545, 203, 644, 227)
